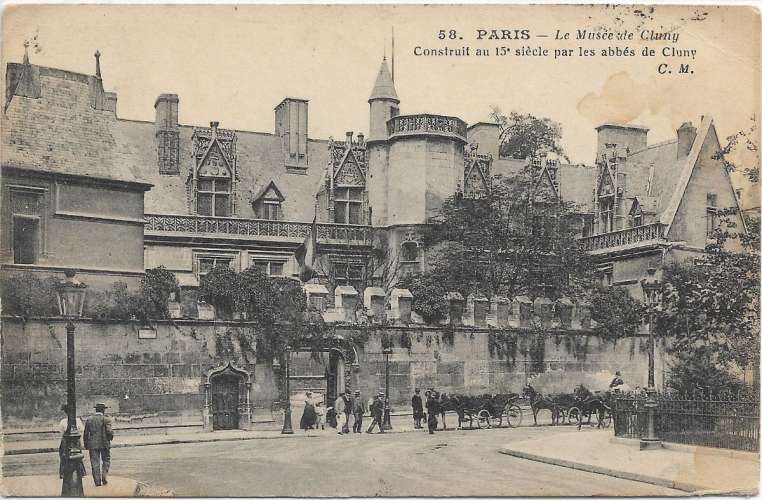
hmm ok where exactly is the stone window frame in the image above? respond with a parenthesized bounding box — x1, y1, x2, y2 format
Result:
(197, 176, 232, 217)
(6, 184, 48, 265)
(706, 192, 719, 238)
(193, 250, 239, 279)
(333, 186, 364, 225)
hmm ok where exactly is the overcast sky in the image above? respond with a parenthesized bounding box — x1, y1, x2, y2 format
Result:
(2, 5, 759, 166)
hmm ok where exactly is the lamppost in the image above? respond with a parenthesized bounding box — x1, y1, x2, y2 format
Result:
(280, 347, 294, 434)
(640, 267, 662, 450)
(56, 270, 87, 496)
(382, 346, 393, 431)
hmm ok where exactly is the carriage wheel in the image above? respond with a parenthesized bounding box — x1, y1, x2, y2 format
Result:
(505, 404, 522, 428)
(477, 409, 491, 429)
(567, 407, 581, 426)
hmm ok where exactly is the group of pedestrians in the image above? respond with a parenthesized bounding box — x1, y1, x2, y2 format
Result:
(58, 402, 114, 487)
(299, 389, 387, 435)
(413, 388, 445, 434)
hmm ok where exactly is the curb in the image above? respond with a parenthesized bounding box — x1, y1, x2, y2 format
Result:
(499, 447, 706, 493)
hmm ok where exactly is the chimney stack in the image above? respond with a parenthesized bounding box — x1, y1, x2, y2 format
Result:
(345, 131, 353, 145)
(677, 122, 697, 158)
(155, 93, 180, 175)
(274, 98, 309, 171)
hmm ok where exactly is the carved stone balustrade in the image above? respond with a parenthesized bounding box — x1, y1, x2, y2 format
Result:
(579, 223, 666, 253)
(145, 214, 371, 245)
(387, 114, 468, 143)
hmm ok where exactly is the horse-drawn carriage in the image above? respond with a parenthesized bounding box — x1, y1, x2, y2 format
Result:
(440, 393, 523, 429)
(522, 384, 613, 429)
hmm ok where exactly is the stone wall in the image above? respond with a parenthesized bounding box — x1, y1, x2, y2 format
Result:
(1, 317, 668, 429)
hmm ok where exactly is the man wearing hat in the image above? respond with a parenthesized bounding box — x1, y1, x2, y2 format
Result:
(334, 389, 353, 434)
(83, 403, 113, 486)
(365, 392, 385, 434)
(411, 389, 424, 429)
(351, 390, 366, 433)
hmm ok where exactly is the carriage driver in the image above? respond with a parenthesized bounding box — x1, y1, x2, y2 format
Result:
(609, 371, 624, 392)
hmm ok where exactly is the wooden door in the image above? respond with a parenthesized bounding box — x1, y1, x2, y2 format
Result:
(212, 374, 239, 430)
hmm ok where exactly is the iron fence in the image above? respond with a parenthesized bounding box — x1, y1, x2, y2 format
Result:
(614, 394, 760, 452)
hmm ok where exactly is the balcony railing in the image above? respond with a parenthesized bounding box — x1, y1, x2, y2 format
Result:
(579, 223, 666, 252)
(144, 214, 371, 244)
(387, 114, 468, 142)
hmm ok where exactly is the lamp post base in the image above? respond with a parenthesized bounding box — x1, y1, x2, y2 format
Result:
(281, 410, 294, 434)
(639, 438, 663, 450)
(61, 448, 85, 496)
(382, 405, 392, 431)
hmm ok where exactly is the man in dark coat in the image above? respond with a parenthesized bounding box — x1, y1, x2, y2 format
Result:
(365, 393, 385, 434)
(83, 403, 113, 486)
(352, 390, 366, 433)
(335, 389, 353, 434)
(411, 389, 424, 429)
(426, 391, 440, 434)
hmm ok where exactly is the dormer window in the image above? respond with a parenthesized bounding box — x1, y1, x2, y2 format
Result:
(197, 177, 231, 217)
(334, 187, 363, 225)
(252, 181, 285, 221)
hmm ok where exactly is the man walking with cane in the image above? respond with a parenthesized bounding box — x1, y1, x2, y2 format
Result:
(83, 403, 113, 487)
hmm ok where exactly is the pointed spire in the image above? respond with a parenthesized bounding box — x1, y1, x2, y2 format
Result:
(369, 58, 399, 102)
(94, 50, 101, 78)
(22, 41, 30, 65)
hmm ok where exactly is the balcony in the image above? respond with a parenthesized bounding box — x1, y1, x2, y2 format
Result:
(387, 114, 468, 143)
(579, 223, 667, 253)
(144, 214, 371, 245)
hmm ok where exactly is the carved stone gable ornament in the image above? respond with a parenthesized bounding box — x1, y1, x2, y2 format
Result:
(463, 143, 492, 198)
(334, 154, 365, 186)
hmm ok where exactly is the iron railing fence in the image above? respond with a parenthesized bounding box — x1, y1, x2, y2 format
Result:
(614, 393, 760, 452)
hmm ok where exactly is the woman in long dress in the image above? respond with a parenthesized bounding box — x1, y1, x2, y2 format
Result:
(300, 391, 318, 431)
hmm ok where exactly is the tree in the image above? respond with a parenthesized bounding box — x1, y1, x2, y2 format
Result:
(588, 284, 643, 339)
(714, 115, 759, 183)
(140, 266, 180, 319)
(422, 168, 593, 300)
(489, 107, 567, 160)
(397, 272, 449, 323)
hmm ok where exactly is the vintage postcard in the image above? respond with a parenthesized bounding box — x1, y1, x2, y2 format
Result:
(1, 4, 759, 497)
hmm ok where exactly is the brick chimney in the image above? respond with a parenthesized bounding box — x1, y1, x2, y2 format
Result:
(275, 98, 309, 171)
(677, 122, 697, 158)
(155, 94, 180, 175)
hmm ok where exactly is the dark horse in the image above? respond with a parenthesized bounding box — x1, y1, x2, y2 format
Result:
(522, 385, 561, 426)
(572, 384, 610, 430)
(439, 393, 466, 429)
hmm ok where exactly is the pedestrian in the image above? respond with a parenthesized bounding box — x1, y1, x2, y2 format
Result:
(426, 391, 440, 434)
(334, 389, 352, 435)
(352, 389, 366, 433)
(315, 401, 326, 430)
(58, 404, 85, 480)
(411, 389, 424, 429)
(83, 403, 113, 487)
(365, 393, 385, 434)
(300, 391, 317, 432)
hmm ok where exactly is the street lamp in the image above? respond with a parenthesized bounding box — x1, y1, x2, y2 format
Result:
(280, 347, 294, 434)
(382, 346, 393, 431)
(56, 269, 87, 496)
(640, 267, 662, 450)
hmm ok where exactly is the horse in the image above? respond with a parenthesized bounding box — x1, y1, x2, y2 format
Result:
(522, 384, 561, 426)
(439, 393, 466, 430)
(572, 384, 610, 430)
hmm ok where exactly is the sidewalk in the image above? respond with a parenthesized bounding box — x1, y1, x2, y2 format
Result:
(0, 475, 172, 497)
(3, 414, 423, 456)
(500, 427, 759, 494)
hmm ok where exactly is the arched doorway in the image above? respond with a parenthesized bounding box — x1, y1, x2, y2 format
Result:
(202, 362, 252, 431)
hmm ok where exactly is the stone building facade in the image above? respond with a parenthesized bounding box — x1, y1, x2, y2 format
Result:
(0, 49, 750, 429)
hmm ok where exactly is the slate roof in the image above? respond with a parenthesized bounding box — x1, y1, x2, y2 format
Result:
(620, 139, 683, 220)
(369, 58, 399, 102)
(113, 119, 330, 219)
(2, 64, 151, 186)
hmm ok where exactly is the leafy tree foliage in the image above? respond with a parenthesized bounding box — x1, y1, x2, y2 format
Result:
(489, 107, 567, 160)
(397, 272, 449, 323)
(140, 266, 180, 319)
(0, 272, 59, 318)
(588, 284, 643, 339)
(423, 169, 592, 300)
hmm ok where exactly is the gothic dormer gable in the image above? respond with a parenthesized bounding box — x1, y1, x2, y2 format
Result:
(334, 149, 366, 186)
(534, 165, 560, 202)
(198, 142, 231, 178)
(463, 143, 492, 199)
(597, 164, 615, 197)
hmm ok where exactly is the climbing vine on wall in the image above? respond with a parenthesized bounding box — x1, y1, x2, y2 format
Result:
(488, 331, 518, 366)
